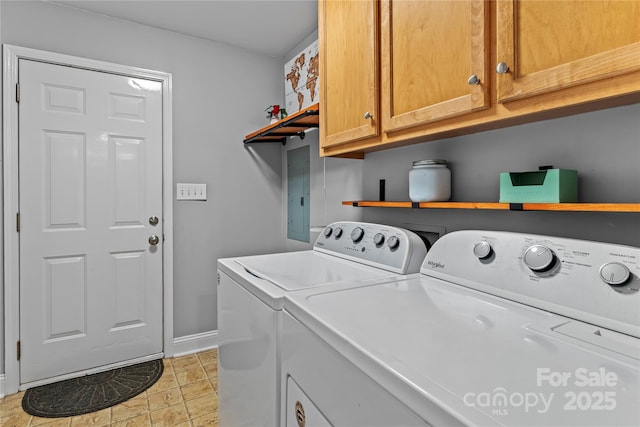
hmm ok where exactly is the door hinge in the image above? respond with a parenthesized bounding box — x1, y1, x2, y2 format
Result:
(16, 83, 20, 103)
(17, 340, 21, 361)
(16, 212, 20, 232)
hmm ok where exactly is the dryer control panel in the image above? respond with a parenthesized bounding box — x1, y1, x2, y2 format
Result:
(421, 230, 640, 338)
(314, 222, 428, 275)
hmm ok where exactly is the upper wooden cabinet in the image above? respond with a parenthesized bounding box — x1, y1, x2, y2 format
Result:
(496, 0, 640, 102)
(319, 0, 640, 157)
(319, 0, 490, 150)
(320, 0, 379, 148)
(382, 0, 490, 132)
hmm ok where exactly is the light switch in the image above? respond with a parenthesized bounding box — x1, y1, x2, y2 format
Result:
(177, 183, 207, 200)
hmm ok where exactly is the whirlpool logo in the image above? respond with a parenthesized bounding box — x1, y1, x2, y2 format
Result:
(427, 260, 445, 269)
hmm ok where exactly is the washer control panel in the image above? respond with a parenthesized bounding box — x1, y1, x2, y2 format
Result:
(314, 222, 428, 274)
(421, 230, 640, 338)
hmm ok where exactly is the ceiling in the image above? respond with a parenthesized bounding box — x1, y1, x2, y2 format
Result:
(49, 0, 318, 58)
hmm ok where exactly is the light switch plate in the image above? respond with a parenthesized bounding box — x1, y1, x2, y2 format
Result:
(177, 183, 207, 200)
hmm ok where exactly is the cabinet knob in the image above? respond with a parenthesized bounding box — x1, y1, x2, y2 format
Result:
(364, 111, 373, 119)
(467, 74, 481, 85)
(496, 62, 509, 74)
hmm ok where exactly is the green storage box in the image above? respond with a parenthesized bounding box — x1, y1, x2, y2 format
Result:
(499, 168, 578, 203)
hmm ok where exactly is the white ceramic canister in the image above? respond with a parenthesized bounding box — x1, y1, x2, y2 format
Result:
(409, 159, 451, 202)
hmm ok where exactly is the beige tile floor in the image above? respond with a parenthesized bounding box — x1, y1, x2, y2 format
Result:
(0, 349, 219, 427)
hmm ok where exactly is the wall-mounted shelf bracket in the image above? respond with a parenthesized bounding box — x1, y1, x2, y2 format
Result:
(244, 104, 319, 145)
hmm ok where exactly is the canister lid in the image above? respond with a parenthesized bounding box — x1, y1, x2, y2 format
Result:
(412, 159, 447, 167)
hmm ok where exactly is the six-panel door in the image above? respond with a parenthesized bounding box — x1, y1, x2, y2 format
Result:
(19, 59, 164, 385)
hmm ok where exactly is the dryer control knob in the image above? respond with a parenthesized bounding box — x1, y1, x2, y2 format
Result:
(373, 233, 385, 246)
(600, 262, 630, 286)
(473, 241, 492, 259)
(523, 245, 556, 272)
(323, 226, 332, 238)
(334, 227, 343, 238)
(387, 236, 400, 250)
(351, 227, 365, 243)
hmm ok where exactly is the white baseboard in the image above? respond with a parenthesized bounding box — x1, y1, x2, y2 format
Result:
(172, 330, 218, 357)
(0, 374, 5, 398)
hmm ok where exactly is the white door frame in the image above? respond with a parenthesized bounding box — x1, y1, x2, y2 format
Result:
(2, 44, 174, 394)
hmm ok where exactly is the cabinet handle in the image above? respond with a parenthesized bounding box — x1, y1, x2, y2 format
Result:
(467, 74, 481, 85)
(496, 62, 509, 74)
(364, 112, 373, 119)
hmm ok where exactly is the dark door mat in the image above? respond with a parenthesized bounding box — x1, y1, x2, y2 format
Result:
(22, 359, 163, 418)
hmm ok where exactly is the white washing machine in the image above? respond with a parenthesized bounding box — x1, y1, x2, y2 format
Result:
(282, 230, 640, 426)
(216, 221, 428, 427)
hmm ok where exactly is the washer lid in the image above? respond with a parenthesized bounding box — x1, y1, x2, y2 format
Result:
(235, 250, 399, 291)
(285, 276, 640, 426)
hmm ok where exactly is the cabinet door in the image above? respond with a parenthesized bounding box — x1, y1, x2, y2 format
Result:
(496, 0, 640, 103)
(381, 0, 489, 133)
(320, 0, 379, 148)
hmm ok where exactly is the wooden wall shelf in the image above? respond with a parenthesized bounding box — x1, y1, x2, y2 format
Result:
(342, 201, 640, 213)
(244, 104, 319, 145)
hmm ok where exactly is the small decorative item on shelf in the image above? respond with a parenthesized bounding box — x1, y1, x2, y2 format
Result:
(265, 104, 280, 124)
(499, 165, 578, 203)
(265, 105, 288, 124)
(409, 159, 451, 202)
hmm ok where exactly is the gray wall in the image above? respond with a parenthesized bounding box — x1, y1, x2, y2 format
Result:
(361, 103, 640, 247)
(281, 31, 363, 252)
(1, 0, 287, 375)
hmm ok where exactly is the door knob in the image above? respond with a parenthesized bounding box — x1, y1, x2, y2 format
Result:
(148, 235, 160, 246)
(364, 111, 373, 119)
(149, 216, 159, 226)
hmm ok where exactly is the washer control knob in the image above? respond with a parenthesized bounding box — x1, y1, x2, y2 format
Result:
(599, 262, 630, 286)
(387, 236, 400, 250)
(523, 245, 556, 271)
(473, 241, 492, 259)
(323, 226, 332, 238)
(373, 233, 385, 246)
(334, 227, 343, 238)
(351, 227, 365, 243)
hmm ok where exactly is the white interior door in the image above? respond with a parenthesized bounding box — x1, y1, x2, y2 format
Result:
(18, 59, 164, 385)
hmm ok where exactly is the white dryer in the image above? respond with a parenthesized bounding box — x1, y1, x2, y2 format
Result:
(216, 221, 428, 427)
(282, 230, 640, 426)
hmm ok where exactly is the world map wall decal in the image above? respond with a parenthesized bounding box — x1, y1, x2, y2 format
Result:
(285, 40, 319, 114)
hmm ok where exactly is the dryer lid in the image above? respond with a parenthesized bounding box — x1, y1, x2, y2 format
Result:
(286, 276, 640, 426)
